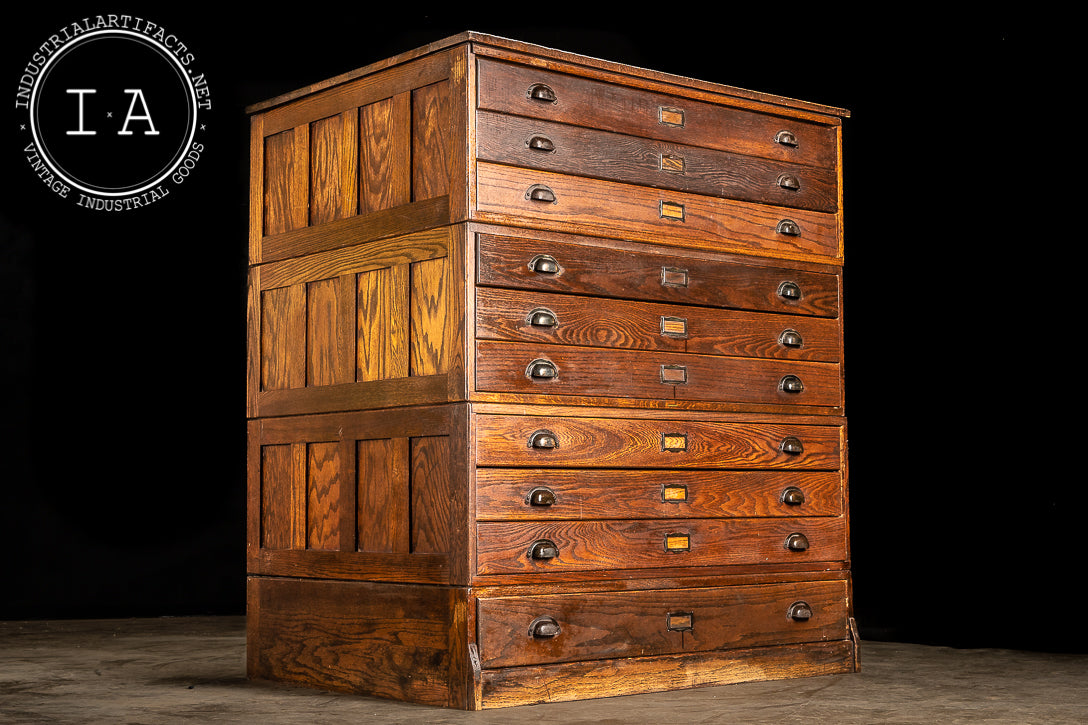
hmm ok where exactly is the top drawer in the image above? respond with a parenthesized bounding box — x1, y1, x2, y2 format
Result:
(477, 58, 839, 170)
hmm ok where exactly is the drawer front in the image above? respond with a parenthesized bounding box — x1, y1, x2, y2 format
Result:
(475, 516, 848, 574)
(475, 469, 842, 520)
(475, 414, 841, 469)
(475, 341, 842, 408)
(477, 58, 839, 169)
(477, 579, 849, 667)
(477, 163, 841, 262)
(476, 288, 842, 363)
(477, 233, 840, 318)
(477, 111, 838, 213)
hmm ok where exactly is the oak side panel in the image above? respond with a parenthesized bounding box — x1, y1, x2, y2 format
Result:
(305, 442, 341, 551)
(356, 265, 409, 381)
(360, 94, 411, 214)
(357, 437, 410, 553)
(259, 444, 294, 550)
(412, 81, 450, 201)
(410, 256, 448, 376)
(309, 110, 358, 225)
(410, 435, 454, 554)
(260, 284, 306, 392)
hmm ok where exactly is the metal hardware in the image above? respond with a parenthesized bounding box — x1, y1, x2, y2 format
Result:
(660, 316, 688, 338)
(777, 173, 801, 191)
(528, 615, 562, 638)
(660, 365, 688, 384)
(660, 200, 685, 221)
(777, 281, 802, 301)
(781, 486, 806, 505)
(779, 329, 804, 348)
(528, 254, 559, 275)
(526, 308, 558, 328)
(661, 267, 689, 288)
(780, 375, 804, 393)
(526, 83, 557, 104)
(526, 487, 557, 507)
(661, 433, 688, 452)
(784, 533, 810, 552)
(787, 601, 813, 621)
(780, 436, 804, 455)
(664, 533, 691, 552)
(527, 430, 558, 450)
(774, 129, 799, 147)
(526, 359, 559, 380)
(660, 154, 685, 173)
(666, 611, 694, 632)
(659, 106, 686, 127)
(525, 184, 557, 203)
(776, 219, 801, 236)
(662, 484, 688, 503)
(529, 539, 559, 560)
(526, 135, 556, 153)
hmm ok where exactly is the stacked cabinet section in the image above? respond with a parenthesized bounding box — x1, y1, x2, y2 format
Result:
(246, 32, 854, 710)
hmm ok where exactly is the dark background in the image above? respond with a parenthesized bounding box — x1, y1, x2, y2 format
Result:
(3, 10, 1072, 652)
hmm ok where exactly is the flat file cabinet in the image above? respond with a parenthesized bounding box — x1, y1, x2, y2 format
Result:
(245, 31, 855, 709)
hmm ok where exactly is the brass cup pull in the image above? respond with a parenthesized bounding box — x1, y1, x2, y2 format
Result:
(781, 486, 806, 505)
(526, 359, 559, 380)
(527, 430, 558, 450)
(526, 184, 557, 203)
(527, 308, 558, 328)
(777, 174, 801, 191)
(529, 616, 561, 638)
(527, 135, 556, 152)
(776, 219, 801, 236)
(777, 281, 802, 301)
(526, 487, 557, 507)
(779, 329, 804, 348)
(775, 129, 799, 147)
(780, 436, 804, 455)
(785, 533, 810, 552)
(528, 254, 559, 275)
(780, 375, 804, 394)
(527, 83, 558, 104)
(529, 539, 559, 560)
(787, 601, 813, 621)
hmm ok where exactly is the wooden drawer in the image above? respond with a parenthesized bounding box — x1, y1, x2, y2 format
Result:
(475, 414, 841, 469)
(477, 111, 838, 212)
(476, 163, 841, 262)
(476, 232, 840, 318)
(477, 579, 849, 667)
(476, 58, 839, 169)
(476, 288, 842, 363)
(475, 469, 842, 520)
(475, 516, 848, 574)
(475, 341, 842, 408)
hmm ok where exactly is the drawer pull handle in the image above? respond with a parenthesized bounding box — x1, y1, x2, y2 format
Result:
(666, 611, 695, 632)
(528, 254, 560, 275)
(781, 486, 806, 505)
(785, 532, 810, 552)
(526, 135, 556, 152)
(775, 129, 799, 148)
(777, 174, 801, 191)
(777, 281, 802, 301)
(779, 329, 804, 348)
(787, 601, 814, 621)
(780, 436, 804, 455)
(529, 616, 562, 638)
(527, 83, 558, 104)
(526, 487, 557, 507)
(776, 219, 801, 236)
(780, 375, 805, 393)
(526, 184, 557, 203)
(526, 359, 559, 380)
(527, 308, 558, 328)
(527, 430, 558, 450)
(529, 539, 559, 560)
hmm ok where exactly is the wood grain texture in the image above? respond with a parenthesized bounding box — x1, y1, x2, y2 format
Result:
(306, 442, 341, 550)
(410, 257, 448, 376)
(477, 579, 849, 667)
(309, 110, 358, 225)
(356, 265, 409, 381)
(412, 81, 450, 201)
(475, 516, 847, 574)
(476, 231, 840, 318)
(260, 284, 306, 391)
(410, 435, 454, 554)
(360, 94, 410, 214)
(357, 438, 409, 553)
(475, 469, 842, 520)
(476, 163, 841, 263)
(475, 413, 841, 469)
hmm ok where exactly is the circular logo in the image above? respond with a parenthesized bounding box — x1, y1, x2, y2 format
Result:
(16, 16, 211, 211)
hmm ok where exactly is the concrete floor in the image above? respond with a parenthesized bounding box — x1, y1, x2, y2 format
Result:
(1, 617, 1086, 724)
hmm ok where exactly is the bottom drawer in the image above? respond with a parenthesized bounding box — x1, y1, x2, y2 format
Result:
(477, 578, 848, 668)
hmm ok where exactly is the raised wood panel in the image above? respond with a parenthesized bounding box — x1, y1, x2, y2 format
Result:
(410, 256, 448, 376)
(412, 81, 450, 201)
(411, 435, 454, 554)
(260, 284, 305, 391)
(306, 442, 341, 550)
(356, 265, 409, 381)
(310, 111, 358, 225)
(263, 126, 309, 236)
(360, 94, 411, 214)
(306, 276, 353, 387)
(357, 438, 410, 553)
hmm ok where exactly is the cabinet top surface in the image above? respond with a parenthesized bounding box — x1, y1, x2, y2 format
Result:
(245, 31, 851, 120)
